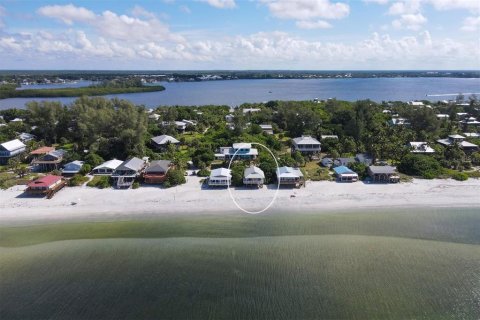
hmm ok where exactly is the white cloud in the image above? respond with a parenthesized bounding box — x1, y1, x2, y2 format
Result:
(363, 0, 390, 4)
(131, 5, 156, 19)
(263, 0, 350, 20)
(37, 4, 183, 44)
(426, 0, 480, 13)
(198, 0, 236, 9)
(388, 1, 421, 15)
(392, 13, 427, 30)
(180, 5, 192, 14)
(37, 4, 96, 25)
(296, 20, 332, 29)
(461, 15, 480, 31)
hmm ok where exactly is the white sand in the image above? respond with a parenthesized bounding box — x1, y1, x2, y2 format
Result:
(1, 174, 479, 225)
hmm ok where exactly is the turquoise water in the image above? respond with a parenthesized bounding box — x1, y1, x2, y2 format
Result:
(0, 77, 479, 109)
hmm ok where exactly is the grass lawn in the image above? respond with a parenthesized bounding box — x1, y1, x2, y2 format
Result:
(303, 160, 332, 181)
(0, 209, 479, 319)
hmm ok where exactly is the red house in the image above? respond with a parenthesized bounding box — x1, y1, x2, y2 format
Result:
(25, 175, 66, 198)
(143, 160, 172, 184)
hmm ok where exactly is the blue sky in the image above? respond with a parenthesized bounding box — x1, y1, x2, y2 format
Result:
(0, 0, 479, 69)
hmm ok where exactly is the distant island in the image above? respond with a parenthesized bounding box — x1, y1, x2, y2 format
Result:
(0, 70, 479, 87)
(0, 78, 165, 99)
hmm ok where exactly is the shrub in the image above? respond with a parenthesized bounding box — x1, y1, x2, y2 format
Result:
(165, 169, 186, 187)
(87, 176, 111, 189)
(132, 181, 140, 189)
(398, 154, 442, 179)
(80, 164, 92, 175)
(68, 174, 89, 186)
(452, 172, 468, 181)
(84, 153, 104, 167)
(197, 168, 210, 177)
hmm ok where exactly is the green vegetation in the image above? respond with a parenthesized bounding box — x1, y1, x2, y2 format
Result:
(398, 154, 443, 179)
(452, 172, 469, 181)
(0, 82, 164, 99)
(196, 168, 210, 177)
(67, 174, 89, 187)
(164, 168, 186, 188)
(86, 176, 111, 189)
(0, 209, 479, 319)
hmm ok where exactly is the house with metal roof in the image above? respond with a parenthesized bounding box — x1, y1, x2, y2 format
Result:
(368, 166, 400, 183)
(437, 134, 479, 152)
(333, 157, 355, 167)
(260, 124, 274, 135)
(333, 166, 358, 182)
(151, 135, 180, 151)
(276, 166, 304, 188)
(215, 143, 258, 161)
(62, 160, 84, 176)
(32, 149, 66, 171)
(0, 139, 26, 164)
(292, 135, 321, 155)
(208, 168, 232, 187)
(408, 142, 435, 154)
(18, 132, 36, 142)
(243, 166, 265, 187)
(92, 159, 124, 175)
(143, 160, 172, 184)
(111, 157, 146, 188)
(25, 175, 66, 198)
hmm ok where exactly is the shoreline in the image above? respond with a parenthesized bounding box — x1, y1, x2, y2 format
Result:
(1, 177, 480, 226)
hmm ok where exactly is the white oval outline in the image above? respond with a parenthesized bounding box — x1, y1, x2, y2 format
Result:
(227, 142, 280, 214)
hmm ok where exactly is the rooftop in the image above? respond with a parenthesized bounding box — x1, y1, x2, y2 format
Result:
(0, 139, 25, 152)
(27, 175, 62, 188)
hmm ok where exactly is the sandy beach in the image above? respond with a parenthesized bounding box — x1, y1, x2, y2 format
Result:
(1, 173, 479, 225)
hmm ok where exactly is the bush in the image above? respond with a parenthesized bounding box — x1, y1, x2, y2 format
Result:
(197, 168, 210, 177)
(68, 174, 89, 186)
(132, 181, 140, 189)
(79, 164, 92, 175)
(87, 176, 111, 189)
(398, 154, 442, 179)
(165, 169, 186, 187)
(452, 172, 468, 181)
(84, 153, 104, 167)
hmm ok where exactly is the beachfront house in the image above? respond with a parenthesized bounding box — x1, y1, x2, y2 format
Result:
(151, 135, 180, 151)
(368, 166, 400, 183)
(0, 139, 26, 165)
(143, 160, 172, 184)
(25, 175, 66, 198)
(333, 166, 359, 182)
(62, 160, 84, 176)
(437, 134, 479, 152)
(215, 143, 258, 161)
(111, 157, 146, 188)
(292, 136, 321, 155)
(276, 166, 304, 188)
(92, 159, 123, 175)
(243, 166, 265, 188)
(408, 142, 435, 154)
(208, 168, 232, 187)
(32, 149, 66, 171)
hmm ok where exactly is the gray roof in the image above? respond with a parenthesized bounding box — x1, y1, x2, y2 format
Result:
(151, 135, 180, 145)
(0, 139, 25, 152)
(116, 157, 145, 172)
(276, 166, 303, 178)
(244, 166, 265, 179)
(368, 165, 397, 174)
(144, 160, 171, 173)
(334, 157, 355, 166)
(355, 153, 374, 165)
(292, 135, 321, 145)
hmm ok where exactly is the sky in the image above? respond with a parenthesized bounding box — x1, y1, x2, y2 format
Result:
(0, 0, 479, 70)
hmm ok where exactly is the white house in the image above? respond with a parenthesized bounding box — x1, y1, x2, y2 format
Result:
(151, 135, 180, 150)
(243, 166, 265, 187)
(260, 124, 273, 135)
(276, 166, 304, 187)
(292, 136, 321, 155)
(62, 160, 84, 176)
(437, 134, 479, 151)
(225, 114, 235, 122)
(18, 132, 36, 142)
(208, 168, 232, 187)
(92, 159, 124, 175)
(242, 108, 261, 114)
(408, 142, 435, 154)
(408, 101, 424, 107)
(111, 157, 146, 188)
(215, 143, 258, 160)
(0, 139, 26, 165)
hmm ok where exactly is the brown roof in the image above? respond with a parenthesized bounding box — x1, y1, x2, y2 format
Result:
(30, 146, 55, 155)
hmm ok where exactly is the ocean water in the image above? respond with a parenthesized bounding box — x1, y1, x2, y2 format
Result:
(1, 77, 479, 109)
